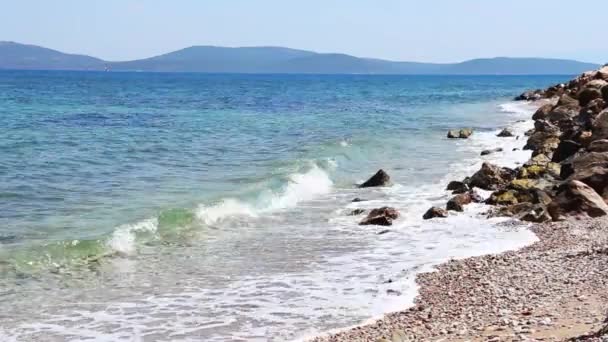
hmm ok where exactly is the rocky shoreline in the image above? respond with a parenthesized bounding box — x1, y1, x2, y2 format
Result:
(311, 66, 608, 341)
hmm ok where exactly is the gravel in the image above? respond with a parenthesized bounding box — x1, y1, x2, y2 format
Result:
(310, 218, 608, 342)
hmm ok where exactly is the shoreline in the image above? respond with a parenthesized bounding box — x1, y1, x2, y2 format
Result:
(311, 218, 608, 342)
(310, 66, 608, 341)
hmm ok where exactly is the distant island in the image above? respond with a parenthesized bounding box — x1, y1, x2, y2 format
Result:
(0, 41, 600, 75)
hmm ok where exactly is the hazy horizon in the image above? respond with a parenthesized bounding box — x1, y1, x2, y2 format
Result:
(1, 0, 606, 64)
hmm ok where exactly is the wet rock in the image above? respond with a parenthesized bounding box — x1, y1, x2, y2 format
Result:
(446, 181, 468, 194)
(552, 140, 581, 163)
(352, 198, 368, 202)
(515, 90, 544, 101)
(532, 104, 554, 120)
(481, 148, 503, 156)
(469, 162, 516, 190)
(360, 207, 399, 226)
(548, 180, 608, 220)
(497, 128, 514, 137)
(468, 189, 484, 203)
(423, 207, 448, 220)
(493, 202, 551, 223)
(359, 169, 390, 188)
(447, 128, 473, 139)
(349, 209, 366, 216)
(446, 193, 473, 212)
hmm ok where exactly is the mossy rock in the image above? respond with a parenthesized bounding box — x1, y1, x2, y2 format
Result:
(547, 162, 562, 177)
(489, 190, 519, 205)
(509, 178, 538, 190)
(523, 164, 547, 178)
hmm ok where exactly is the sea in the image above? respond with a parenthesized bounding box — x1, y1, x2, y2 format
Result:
(0, 71, 569, 341)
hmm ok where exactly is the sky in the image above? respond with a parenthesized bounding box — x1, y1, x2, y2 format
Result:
(1, 0, 606, 63)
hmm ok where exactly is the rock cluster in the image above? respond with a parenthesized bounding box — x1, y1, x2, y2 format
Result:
(424, 66, 608, 221)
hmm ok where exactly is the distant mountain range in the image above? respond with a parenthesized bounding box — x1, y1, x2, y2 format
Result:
(0, 41, 601, 75)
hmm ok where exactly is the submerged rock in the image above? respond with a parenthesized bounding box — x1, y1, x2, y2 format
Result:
(446, 193, 473, 212)
(497, 128, 514, 137)
(447, 129, 473, 139)
(360, 207, 399, 226)
(423, 207, 448, 220)
(348, 209, 366, 216)
(515, 90, 544, 101)
(359, 169, 390, 188)
(481, 148, 503, 156)
(548, 180, 608, 220)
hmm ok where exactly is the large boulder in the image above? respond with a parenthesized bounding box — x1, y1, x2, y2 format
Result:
(568, 165, 608, 200)
(551, 140, 581, 163)
(547, 180, 608, 220)
(589, 139, 608, 153)
(560, 152, 608, 179)
(532, 104, 554, 121)
(584, 79, 608, 89)
(547, 105, 579, 123)
(497, 128, 514, 137)
(481, 148, 503, 156)
(602, 85, 608, 102)
(592, 110, 608, 141)
(578, 88, 602, 107)
(446, 193, 473, 212)
(597, 66, 608, 80)
(524, 131, 560, 157)
(422, 207, 448, 220)
(557, 94, 579, 107)
(359, 169, 390, 188)
(534, 120, 560, 134)
(359, 207, 400, 226)
(469, 162, 516, 190)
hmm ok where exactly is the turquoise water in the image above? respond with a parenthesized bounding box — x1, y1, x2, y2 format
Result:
(1, 71, 567, 341)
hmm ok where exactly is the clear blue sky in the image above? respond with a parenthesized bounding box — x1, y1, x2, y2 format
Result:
(1, 0, 606, 63)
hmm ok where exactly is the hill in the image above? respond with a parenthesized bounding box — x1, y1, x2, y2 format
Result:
(0, 41, 105, 71)
(0, 42, 600, 74)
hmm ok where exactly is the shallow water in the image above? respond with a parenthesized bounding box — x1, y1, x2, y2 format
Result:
(0, 72, 568, 341)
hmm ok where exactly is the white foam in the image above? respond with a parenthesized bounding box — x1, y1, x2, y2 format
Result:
(196, 164, 333, 224)
(106, 218, 158, 256)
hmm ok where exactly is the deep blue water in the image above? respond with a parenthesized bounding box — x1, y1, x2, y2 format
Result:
(1, 71, 567, 245)
(0, 71, 570, 341)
